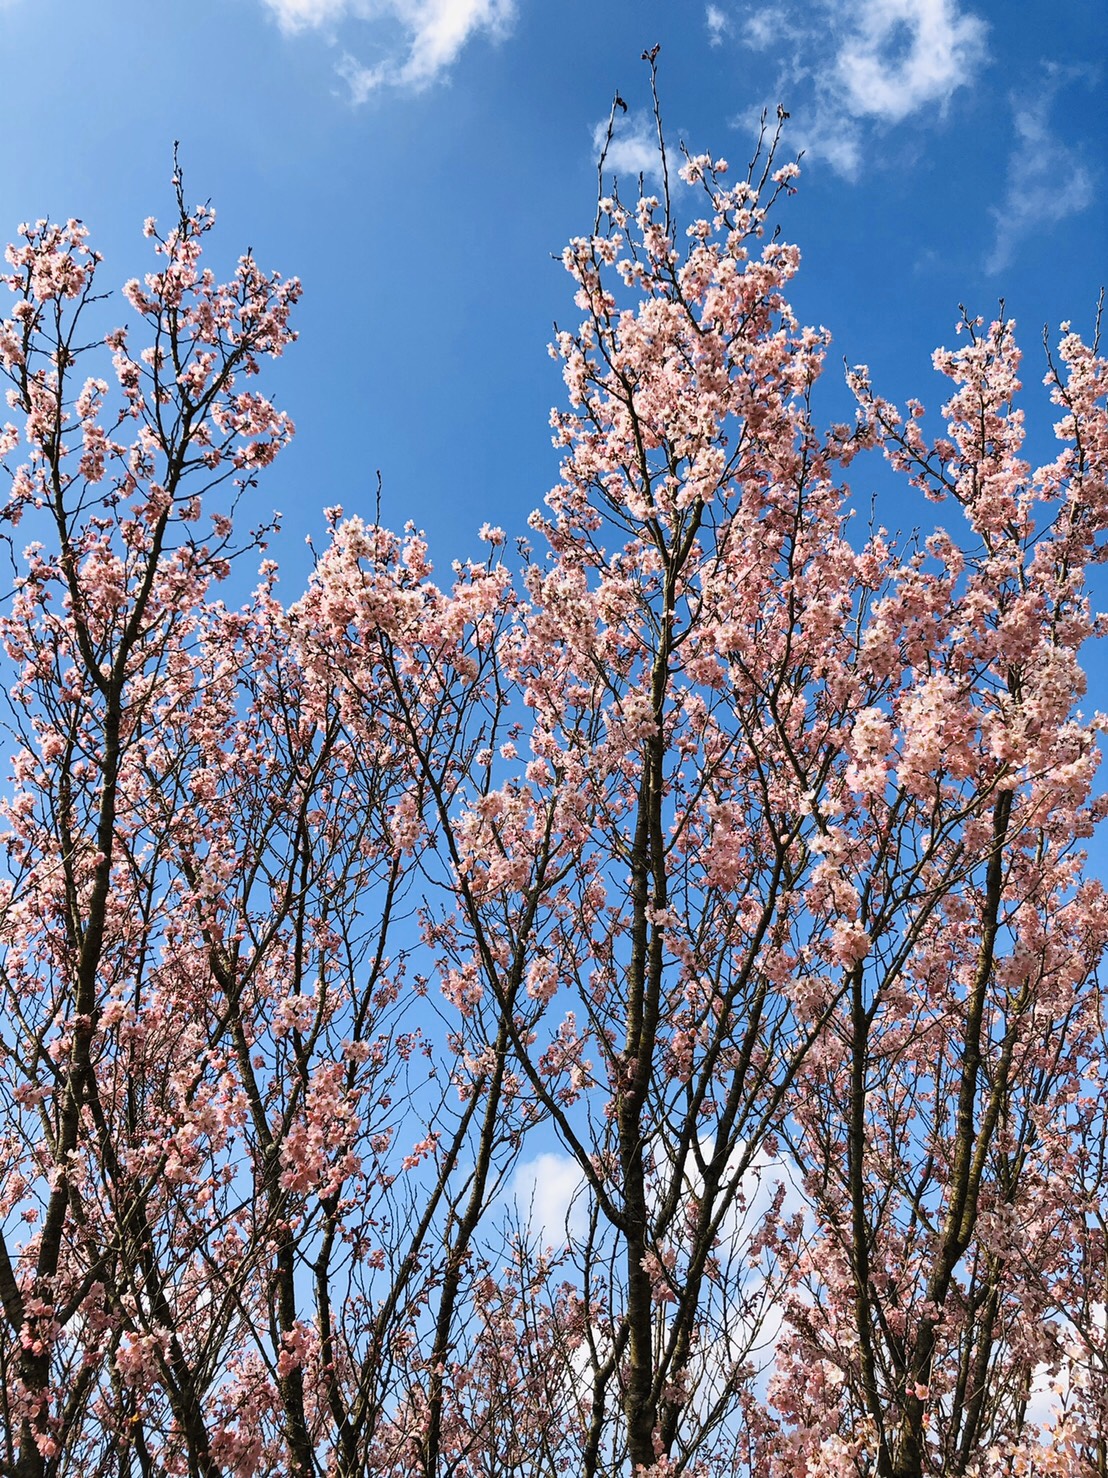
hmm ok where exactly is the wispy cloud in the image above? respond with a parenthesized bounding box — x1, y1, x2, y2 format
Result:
(738, 0, 809, 54)
(592, 110, 666, 187)
(721, 0, 987, 178)
(259, 0, 516, 95)
(986, 67, 1095, 275)
(262, 0, 351, 29)
(706, 4, 731, 46)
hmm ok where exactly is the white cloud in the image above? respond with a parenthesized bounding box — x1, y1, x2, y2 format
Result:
(718, 0, 987, 178)
(260, 0, 516, 94)
(591, 111, 666, 187)
(835, 0, 987, 123)
(513, 1150, 586, 1246)
(739, 1, 808, 52)
(795, 112, 864, 178)
(263, 0, 351, 29)
(706, 4, 731, 46)
(986, 69, 1095, 275)
(1021, 1304, 1106, 1445)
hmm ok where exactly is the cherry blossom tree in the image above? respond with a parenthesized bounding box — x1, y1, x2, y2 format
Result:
(0, 178, 554, 1478)
(767, 310, 1108, 1478)
(0, 186, 306, 1476)
(1, 80, 1106, 1478)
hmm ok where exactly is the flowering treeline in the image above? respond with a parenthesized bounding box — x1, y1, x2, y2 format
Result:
(0, 107, 1106, 1478)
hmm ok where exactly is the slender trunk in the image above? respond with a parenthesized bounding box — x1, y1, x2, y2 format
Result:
(422, 1014, 512, 1477)
(620, 716, 668, 1471)
(276, 1231, 316, 1477)
(889, 792, 1012, 1478)
(848, 964, 893, 1475)
(17, 690, 125, 1477)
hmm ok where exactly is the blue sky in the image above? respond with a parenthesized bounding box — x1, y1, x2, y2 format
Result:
(0, 0, 1103, 591)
